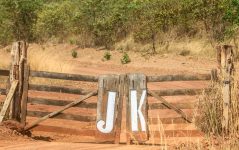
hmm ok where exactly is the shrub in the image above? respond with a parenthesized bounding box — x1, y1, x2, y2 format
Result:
(71, 50, 78, 58)
(35, 1, 76, 41)
(121, 53, 131, 64)
(103, 51, 111, 61)
(179, 49, 190, 56)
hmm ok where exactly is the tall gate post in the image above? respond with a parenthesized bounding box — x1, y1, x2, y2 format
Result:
(8, 41, 28, 122)
(216, 45, 234, 134)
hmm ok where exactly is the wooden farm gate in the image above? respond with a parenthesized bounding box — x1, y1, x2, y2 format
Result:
(0, 68, 212, 144)
(0, 42, 234, 145)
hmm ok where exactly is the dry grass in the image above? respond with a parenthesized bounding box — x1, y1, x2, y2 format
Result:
(115, 34, 216, 59)
(195, 78, 239, 137)
(193, 72, 239, 149)
(0, 46, 11, 69)
(28, 43, 75, 73)
(195, 82, 223, 135)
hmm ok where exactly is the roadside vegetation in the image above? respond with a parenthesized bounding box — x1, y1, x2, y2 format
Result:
(196, 79, 239, 135)
(0, 0, 239, 57)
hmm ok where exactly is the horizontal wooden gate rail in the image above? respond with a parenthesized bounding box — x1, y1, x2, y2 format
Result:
(147, 74, 211, 82)
(0, 69, 212, 121)
(30, 71, 98, 82)
(0, 70, 9, 77)
(26, 70, 99, 125)
(0, 70, 9, 96)
(0, 68, 212, 144)
(0, 69, 10, 113)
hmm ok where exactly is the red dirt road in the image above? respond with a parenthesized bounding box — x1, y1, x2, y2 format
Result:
(1, 142, 165, 150)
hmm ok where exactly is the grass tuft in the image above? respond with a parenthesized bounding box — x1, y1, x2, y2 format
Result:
(195, 74, 239, 137)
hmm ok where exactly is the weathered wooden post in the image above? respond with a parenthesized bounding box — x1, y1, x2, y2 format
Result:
(20, 62, 29, 125)
(216, 45, 234, 134)
(95, 75, 124, 143)
(20, 41, 29, 125)
(8, 41, 28, 122)
(9, 42, 20, 120)
(126, 73, 149, 144)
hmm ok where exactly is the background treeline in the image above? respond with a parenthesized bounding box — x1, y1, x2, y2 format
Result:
(0, 0, 239, 53)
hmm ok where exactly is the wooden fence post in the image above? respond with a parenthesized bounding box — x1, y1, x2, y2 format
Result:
(217, 45, 234, 134)
(8, 41, 28, 122)
(9, 42, 20, 119)
(115, 74, 125, 144)
(20, 63, 29, 125)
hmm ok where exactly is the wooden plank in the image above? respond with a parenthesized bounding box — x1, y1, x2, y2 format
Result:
(148, 90, 192, 123)
(122, 130, 203, 138)
(28, 97, 195, 110)
(148, 109, 194, 118)
(26, 112, 191, 125)
(25, 90, 97, 130)
(12, 64, 19, 120)
(27, 97, 97, 108)
(28, 127, 202, 139)
(14, 58, 24, 121)
(149, 117, 188, 124)
(126, 74, 149, 144)
(10, 42, 20, 120)
(30, 125, 95, 136)
(8, 43, 17, 119)
(147, 74, 211, 82)
(115, 75, 125, 144)
(27, 104, 96, 116)
(27, 117, 196, 131)
(95, 75, 122, 143)
(148, 102, 194, 109)
(0, 80, 18, 122)
(30, 71, 98, 82)
(0, 89, 6, 95)
(29, 84, 95, 95)
(27, 111, 95, 122)
(0, 70, 10, 76)
(211, 69, 218, 81)
(26, 116, 95, 129)
(21, 64, 29, 125)
(150, 88, 204, 96)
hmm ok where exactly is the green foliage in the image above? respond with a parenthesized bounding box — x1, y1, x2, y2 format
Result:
(103, 51, 111, 61)
(0, 0, 238, 48)
(121, 52, 131, 64)
(133, 0, 180, 54)
(35, 1, 77, 42)
(0, 0, 43, 43)
(71, 50, 78, 58)
(224, 0, 239, 38)
(134, 0, 179, 41)
(78, 0, 133, 49)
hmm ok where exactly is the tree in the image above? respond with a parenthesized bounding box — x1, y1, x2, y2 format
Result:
(0, 0, 42, 43)
(133, 0, 179, 54)
(78, 0, 133, 49)
(35, 1, 76, 42)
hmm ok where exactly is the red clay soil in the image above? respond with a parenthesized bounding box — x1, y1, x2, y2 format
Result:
(0, 121, 33, 147)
